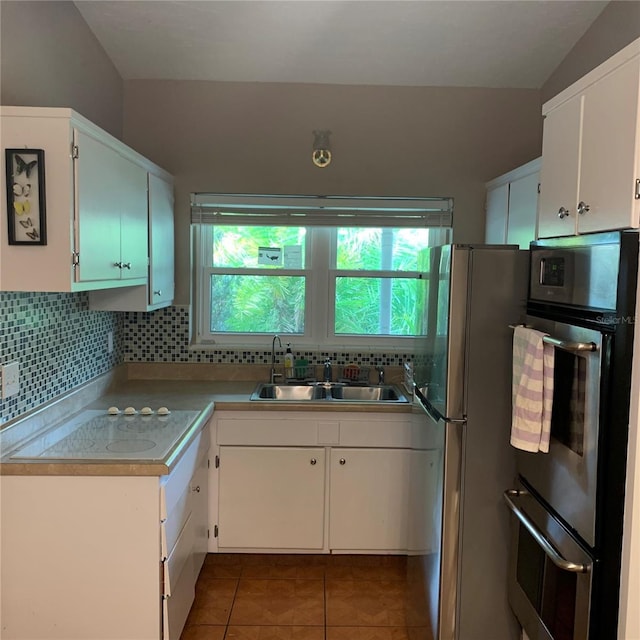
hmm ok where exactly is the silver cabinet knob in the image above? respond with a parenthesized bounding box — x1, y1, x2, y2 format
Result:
(192, 485, 201, 493)
(121, 262, 131, 269)
(339, 458, 346, 465)
(577, 201, 590, 215)
(310, 458, 317, 465)
(114, 261, 122, 268)
(153, 290, 162, 296)
(557, 207, 570, 219)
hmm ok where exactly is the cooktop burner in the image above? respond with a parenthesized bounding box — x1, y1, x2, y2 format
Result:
(11, 410, 200, 461)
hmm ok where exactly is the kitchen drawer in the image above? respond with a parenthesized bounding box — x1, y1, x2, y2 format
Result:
(164, 550, 195, 640)
(166, 511, 195, 595)
(337, 418, 412, 448)
(162, 482, 191, 558)
(162, 423, 210, 518)
(217, 417, 318, 446)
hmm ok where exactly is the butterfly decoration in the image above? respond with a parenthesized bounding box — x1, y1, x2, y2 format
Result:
(13, 200, 31, 215)
(12, 182, 31, 197)
(14, 155, 38, 178)
(6, 149, 46, 244)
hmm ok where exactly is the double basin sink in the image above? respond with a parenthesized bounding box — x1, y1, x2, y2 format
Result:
(250, 382, 409, 403)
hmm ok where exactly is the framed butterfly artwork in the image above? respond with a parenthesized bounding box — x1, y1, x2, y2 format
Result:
(5, 148, 47, 245)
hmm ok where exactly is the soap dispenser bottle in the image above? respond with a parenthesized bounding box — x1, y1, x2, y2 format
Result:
(284, 344, 294, 379)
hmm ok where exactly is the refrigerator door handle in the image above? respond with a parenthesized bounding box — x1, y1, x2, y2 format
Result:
(414, 386, 466, 425)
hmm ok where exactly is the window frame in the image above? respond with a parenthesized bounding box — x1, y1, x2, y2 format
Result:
(194, 224, 435, 349)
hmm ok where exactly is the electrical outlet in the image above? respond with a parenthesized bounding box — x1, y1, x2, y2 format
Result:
(2, 361, 20, 399)
(107, 331, 114, 354)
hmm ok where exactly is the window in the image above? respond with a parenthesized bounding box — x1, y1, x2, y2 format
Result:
(192, 194, 452, 347)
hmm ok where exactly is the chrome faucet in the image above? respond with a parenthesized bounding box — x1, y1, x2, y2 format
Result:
(323, 358, 332, 382)
(271, 335, 283, 383)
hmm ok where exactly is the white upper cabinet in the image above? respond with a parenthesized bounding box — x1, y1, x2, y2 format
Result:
(75, 129, 148, 282)
(148, 173, 175, 307)
(0, 106, 171, 293)
(88, 170, 175, 311)
(538, 39, 640, 238)
(485, 157, 540, 248)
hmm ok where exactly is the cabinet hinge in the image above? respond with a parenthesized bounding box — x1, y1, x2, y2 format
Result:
(71, 252, 80, 267)
(214, 525, 219, 538)
(537, 183, 541, 195)
(635, 179, 640, 199)
(215, 455, 220, 468)
(71, 144, 79, 160)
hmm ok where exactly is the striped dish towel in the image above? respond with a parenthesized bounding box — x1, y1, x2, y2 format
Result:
(511, 326, 555, 453)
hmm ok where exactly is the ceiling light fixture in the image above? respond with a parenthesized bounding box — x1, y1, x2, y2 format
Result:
(312, 130, 332, 168)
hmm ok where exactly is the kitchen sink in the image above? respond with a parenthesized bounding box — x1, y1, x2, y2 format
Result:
(252, 384, 327, 401)
(329, 385, 404, 401)
(250, 383, 409, 403)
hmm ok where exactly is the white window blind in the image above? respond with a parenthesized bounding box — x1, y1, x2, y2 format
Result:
(191, 193, 454, 229)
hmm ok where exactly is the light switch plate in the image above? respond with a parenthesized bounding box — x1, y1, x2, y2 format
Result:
(2, 361, 20, 399)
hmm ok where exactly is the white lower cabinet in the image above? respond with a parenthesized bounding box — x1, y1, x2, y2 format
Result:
(213, 411, 429, 554)
(161, 425, 210, 639)
(329, 448, 410, 551)
(218, 446, 325, 550)
(0, 424, 209, 640)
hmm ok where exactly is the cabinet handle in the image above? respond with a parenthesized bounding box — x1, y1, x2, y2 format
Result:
(192, 485, 201, 493)
(154, 290, 162, 296)
(121, 262, 131, 270)
(114, 261, 123, 268)
(557, 207, 570, 219)
(577, 201, 590, 215)
(339, 458, 346, 465)
(310, 458, 317, 465)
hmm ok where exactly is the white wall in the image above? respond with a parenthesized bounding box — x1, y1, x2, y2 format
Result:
(0, 0, 123, 138)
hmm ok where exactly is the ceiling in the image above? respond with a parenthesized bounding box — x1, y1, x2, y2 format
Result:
(74, 0, 608, 89)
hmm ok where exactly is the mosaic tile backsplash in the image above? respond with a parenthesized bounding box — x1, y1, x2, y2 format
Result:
(124, 305, 413, 368)
(0, 292, 123, 425)
(0, 297, 414, 425)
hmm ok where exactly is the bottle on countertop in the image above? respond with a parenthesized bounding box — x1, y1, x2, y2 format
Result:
(284, 344, 294, 378)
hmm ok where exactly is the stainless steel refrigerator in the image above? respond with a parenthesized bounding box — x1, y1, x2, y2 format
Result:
(408, 243, 528, 640)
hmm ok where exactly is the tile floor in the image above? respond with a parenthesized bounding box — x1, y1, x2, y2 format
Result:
(180, 553, 430, 640)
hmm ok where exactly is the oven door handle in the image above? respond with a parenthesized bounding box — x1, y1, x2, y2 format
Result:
(541, 336, 598, 353)
(503, 490, 592, 574)
(508, 325, 597, 352)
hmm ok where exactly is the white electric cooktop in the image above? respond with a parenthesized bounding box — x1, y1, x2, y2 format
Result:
(11, 409, 200, 461)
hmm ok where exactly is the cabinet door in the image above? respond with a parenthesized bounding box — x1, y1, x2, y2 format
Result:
(537, 95, 582, 238)
(578, 56, 640, 233)
(329, 448, 410, 551)
(118, 156, 148, 280)
(506, 170, 539, 248)
(218, 446, 325, 549)
(74, 130, 147, 282)
(484, 183, 509, 244)
(148, 173, 175, 305)
(75, 129, 123, 282)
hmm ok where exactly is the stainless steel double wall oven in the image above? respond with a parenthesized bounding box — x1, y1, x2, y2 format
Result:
(505, 231, 639, 640)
